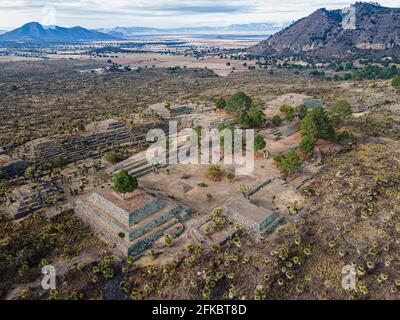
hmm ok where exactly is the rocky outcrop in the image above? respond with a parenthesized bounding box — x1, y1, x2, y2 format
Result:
(250, 2, 400, 59)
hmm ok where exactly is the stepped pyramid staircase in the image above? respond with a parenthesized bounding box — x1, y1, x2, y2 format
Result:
(113, 144, 191, 179)
(76, 189, 191, 257)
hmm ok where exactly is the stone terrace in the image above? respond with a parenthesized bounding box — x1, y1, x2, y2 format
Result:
(5, 182, 62, 219)
(17, 118, 166, 164)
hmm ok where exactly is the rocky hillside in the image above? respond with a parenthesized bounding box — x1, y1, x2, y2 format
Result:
(250, 2, 400, 58)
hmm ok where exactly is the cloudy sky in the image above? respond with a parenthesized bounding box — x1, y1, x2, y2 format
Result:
(0, 0, 399, 29)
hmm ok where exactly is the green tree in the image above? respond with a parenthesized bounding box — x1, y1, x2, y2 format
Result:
(330, 100, 352, 126)
(299, 135, 315, 154)
(225, 92, 264, 128)
(273, 151, 302, 175)
(295, 104, 309, 120)
(272, 115, 282, 127)
(280, 105, 295, 121)
(112, 170, 138, 199)
(300, 106, 335, 141)
(285, 107, 295, 121)
(225, 91, 252, 115)
(215, 97, 226, 110)
(253, 133, 266, 151)
(236, 106, 264, 128)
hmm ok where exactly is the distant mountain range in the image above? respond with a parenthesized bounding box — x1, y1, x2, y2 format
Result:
(0, 30, 8, 35)
(97, 23, 287, 38)
(250, 2, 400, 58)
(0, 22, 117, 43)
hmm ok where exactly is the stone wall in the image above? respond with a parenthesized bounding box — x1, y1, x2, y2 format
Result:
(88, 192, 129, 226)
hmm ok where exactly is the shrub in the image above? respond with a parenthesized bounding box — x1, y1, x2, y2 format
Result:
(164, 235, 173, 246)
(392, 75, 400, 91)
(336, 130, 352, 143)
(284, 107, 295, 121)
(52, 156, 68, 168)
(215, 97, 226, 109)
(226, 172, 236, 182)
(272, 115, 282, 127)
(118, 232, 125, 239)
(273, 150, 302, 175)
(207, 164, 223, 181)
(279, 105, 292, 113)
(253, 133, 266, 151)
(105, 151, 121, 164)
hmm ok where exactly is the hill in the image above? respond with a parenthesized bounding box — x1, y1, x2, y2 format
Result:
(0, 22, 118, 43)
(250, 2, 400, 59)
(98, 22, 286, 38)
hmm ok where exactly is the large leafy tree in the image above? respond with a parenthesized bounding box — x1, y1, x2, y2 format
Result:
(225, 91, 252, 115)
(225, 92, 264, 128)
(300, 106, 335, 141)
(236, 106, 264, 128)
(112, 170, 138, 199)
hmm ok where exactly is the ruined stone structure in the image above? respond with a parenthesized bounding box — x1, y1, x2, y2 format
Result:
(75, 188, 191, 257)
(262, 123, 299, 141)
(21, 138, 64, 162)
(18, 119, 168, 165)
(147, 102, 197, 119)
(6, 182, 62, 219)
(222, 198, 282, 240)
(0, 155, 27, 179)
